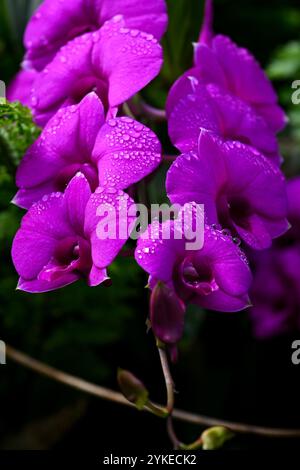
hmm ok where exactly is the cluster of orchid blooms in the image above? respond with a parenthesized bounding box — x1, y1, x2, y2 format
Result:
(8, 0, 300, 348)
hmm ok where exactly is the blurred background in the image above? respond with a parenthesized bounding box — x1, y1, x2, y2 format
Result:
(0, 0, 300, 451)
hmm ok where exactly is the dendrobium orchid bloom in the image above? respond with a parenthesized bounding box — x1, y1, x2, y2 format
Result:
(14, 93, 161, 209)
(12, 173, 137, 293)
(249, 178, 300, 338)
(135, 206, 252, 317)
(24, 0, 167, 71)
(28, 16, 163, 126)
(193, 33, 286, 134)
(167, 77, 281, 164)
(166, 130, 289, 250)
(167, 0, 286, 163)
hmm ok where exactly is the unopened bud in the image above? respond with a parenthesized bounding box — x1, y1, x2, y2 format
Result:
(150, 282, 186, 345)
(201, 426, 234, 450)
(117, 369, 149, 410)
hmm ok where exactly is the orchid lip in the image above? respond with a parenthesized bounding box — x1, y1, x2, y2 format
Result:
(174, 257, 219, 299)
(55, 163, 98, 192)
(38, 236, 92, 283)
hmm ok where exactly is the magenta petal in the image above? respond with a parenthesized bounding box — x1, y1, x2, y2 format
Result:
(167, 77, 219, 152)
(233, 215, 272, 250)
(135, 214, 252, 314)
(17, 192, 72, 239)
(206, 84, 279, 159)
(135, 220, 186, 284)
(17, 273, 80, 293)
(24, 0, 167, 71)
(196, 228, 252, 297)
(254, 102, 287, 133)
(24, 0, 87, 70)
(93, 116, 161, 189)
(30, 33, 94, 126)
(31, 18, 163, 126)
(213, 35, 276, 105)
(16, 93, 104, 207)
(88, 265, 109, 287)
(93, 17, 163, 108)
(7, 69, 38, 107)
(194, 35, 286, 133)
(287, 177, 300, 220)
(212, 35, 286, 132)
(13, 181, 57, 210)
(76, 93, 105, 157)
(65, 173, 92, 235)
(167, 130, 288, 249)
(12, 230, 57, 280)
(16, 137, 62, 189)
(193, 43, 227, 88)
(194, 289, 251, 312)
(166, 149, 221, 224)
(100, 0, 167, 40)
(85, 187, 137, 268)
(167, 73, 279, 161)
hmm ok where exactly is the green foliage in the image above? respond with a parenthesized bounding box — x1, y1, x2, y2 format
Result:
(0, 101, 40, 168)
(267, 39, 300, 175)
(267, 41, 300, 80)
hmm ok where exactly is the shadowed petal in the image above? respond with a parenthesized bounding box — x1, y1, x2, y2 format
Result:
(85, 187, 137, 268)
(65, 173, 92, 235)
(194, 289, 250, 312)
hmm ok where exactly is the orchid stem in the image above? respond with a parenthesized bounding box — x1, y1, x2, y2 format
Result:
(6, 345, 300, 439)
(156, 340, 182, 449)
(139, 100, 166, 122)
(157, 343, 175, 413)
(123, 102, 135, 119)
(127, 97, 166, 122)
(199, 0, 214, 45)
(145, 401, 168, 418)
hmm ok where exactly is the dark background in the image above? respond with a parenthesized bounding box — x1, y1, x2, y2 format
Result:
(0, 0, 300, 451)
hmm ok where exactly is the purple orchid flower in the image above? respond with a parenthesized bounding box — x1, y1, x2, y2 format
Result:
(167, 0, 286, 155)
(24, 0, 167, 71)
(28, 16, 163, 126)
(135, 206, 252, 318)
(167, 76, 280, 164)
(166, 130, 289, 250)
(14, 92, 161, 209)
(12, 173, 137, 293)
(249, 247, 300, 338)
(249, 177, 300, 338)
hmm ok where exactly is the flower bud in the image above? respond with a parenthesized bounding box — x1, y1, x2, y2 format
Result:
(201, 426, 234, 450)
(150, 282, 186, 345)
(117, 369, 149, 410)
